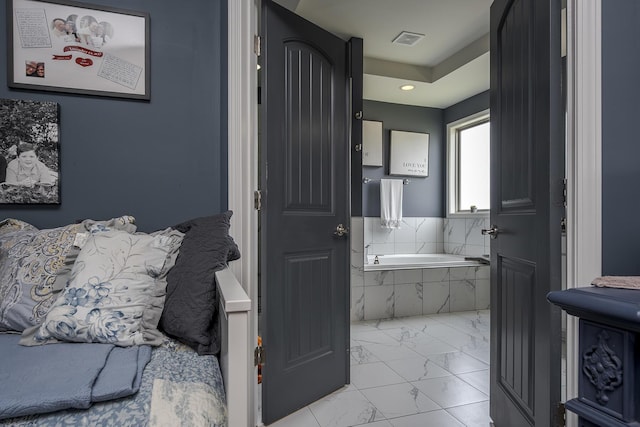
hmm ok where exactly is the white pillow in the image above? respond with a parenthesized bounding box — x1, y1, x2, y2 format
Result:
(20, 228, 184, 347)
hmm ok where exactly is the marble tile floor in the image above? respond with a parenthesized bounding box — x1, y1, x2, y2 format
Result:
(269, 310, 491, 427)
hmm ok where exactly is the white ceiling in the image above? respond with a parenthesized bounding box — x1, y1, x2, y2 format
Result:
(273, 0, 492, 109)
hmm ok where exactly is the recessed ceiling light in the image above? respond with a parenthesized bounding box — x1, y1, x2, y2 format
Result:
(400, 84, 415, 91)
(257, 64, 261, 70)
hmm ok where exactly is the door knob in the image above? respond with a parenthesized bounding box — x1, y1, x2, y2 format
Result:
(334, 223, 349, 237)
(481, 225, 499, 239)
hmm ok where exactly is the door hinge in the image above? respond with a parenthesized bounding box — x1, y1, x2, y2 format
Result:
(254, 35, 261, 56)
(254, 190, 262, 210)
(562, 178, 567, 207)
(354, 143, 362, 152)
(556, 402, 566, 427)
(254, 345, 264, 366)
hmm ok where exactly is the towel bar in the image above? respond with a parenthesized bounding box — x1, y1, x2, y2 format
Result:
(362, 178, 410, 185)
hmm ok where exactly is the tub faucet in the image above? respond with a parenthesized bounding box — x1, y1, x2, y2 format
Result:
(364, 244, 371, 263)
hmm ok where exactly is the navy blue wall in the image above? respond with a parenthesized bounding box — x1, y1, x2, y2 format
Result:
(361, 93, 489, 218)
(0, 0, 227, 232)
(362, 100, 443, 217)
(444, 90, 489, 125)
(601, 0, 640, 274)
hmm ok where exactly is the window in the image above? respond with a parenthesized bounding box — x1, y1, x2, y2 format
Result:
(447, 110, 490, 216)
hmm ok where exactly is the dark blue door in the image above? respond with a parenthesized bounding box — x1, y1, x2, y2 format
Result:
(260, 1, 350, 424)
(489, 0, 564, 425)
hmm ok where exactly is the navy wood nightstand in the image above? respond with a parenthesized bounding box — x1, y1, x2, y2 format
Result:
(548, 286, 640, 427)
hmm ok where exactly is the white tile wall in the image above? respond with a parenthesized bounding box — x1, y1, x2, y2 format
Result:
(351, 217, 365, 321)
(475, 279, 490, 310)
(423, 281, 450, 315)
(442, 217, 491, 257)
(416, 218, 440, 247)
(449, 266, 476, 281)
(415, 242, 438, 254)
(394, 283, 424, 318)
(363, 216, 490, 258)
(394, 269, 422, 285)
(364, 217, 445, 255)
(351, 260, 490, 320)
(364, 285, 395, 320)
(450, 280, 477, 312)
(352, 216, 492, 321)
(364, 270, 394, 287)
(423, 268, 450, 283)
(351, 286, 365, 322)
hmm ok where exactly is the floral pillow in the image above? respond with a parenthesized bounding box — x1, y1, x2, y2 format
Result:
(21, 228, 184, 347)
(0, 219, 38, 239)
(0, 216, 137, 332)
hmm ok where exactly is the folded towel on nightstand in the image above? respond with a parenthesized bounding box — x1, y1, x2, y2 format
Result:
(591, 276, 640, 289)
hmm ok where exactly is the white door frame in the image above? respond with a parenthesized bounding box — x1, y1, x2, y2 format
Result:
(565, 1, 602, 426)
(227, 0, 259, 425)
(228, 1, 602, 426)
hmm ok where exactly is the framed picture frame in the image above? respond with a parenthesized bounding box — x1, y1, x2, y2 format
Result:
(362, 120, 383, 167)
(389, 130, 429, 177)
(0, 98, 60, 205)
(7, 0, 150, 100)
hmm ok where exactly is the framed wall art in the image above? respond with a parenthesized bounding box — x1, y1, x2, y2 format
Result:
(389, 130, 429, 177)
(7, 0, 150, 100)
(362, 120, 383, 167)
(0, 98, 60, 204)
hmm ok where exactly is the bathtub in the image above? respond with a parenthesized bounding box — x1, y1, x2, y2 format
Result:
(364, 253, 489, 271)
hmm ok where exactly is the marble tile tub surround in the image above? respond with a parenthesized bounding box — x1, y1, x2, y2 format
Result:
(443, 217, 491, 257)
(363, 217, 444, 256)
(351, 264, 490, 321)
(362, 216, 490, 258)
(352, 217, 490, 321)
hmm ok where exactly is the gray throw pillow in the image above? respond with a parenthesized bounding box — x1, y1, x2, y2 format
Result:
(159, 211, 241, 355)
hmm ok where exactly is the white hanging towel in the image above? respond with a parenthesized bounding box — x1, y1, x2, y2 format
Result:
(380, 179, 403, 229)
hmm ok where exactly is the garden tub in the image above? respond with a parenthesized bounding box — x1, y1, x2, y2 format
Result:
(364, 253, 489, 271)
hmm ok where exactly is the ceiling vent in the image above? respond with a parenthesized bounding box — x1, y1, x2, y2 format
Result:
(392, 31, 425, 47)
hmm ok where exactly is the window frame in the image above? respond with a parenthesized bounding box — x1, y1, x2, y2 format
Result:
(446, 109, 491, 218)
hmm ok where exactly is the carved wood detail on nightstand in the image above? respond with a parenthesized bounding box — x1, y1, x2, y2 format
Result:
(582, 330, 623, 405)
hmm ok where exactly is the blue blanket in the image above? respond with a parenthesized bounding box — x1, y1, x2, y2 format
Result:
(0, 336, 226, 427)
(0, 334, 151, 420)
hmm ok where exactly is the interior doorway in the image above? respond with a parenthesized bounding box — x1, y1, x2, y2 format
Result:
(227, 1, 604, 426)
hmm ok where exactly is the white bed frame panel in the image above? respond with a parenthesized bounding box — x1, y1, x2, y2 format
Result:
(216, 267, 252, 427)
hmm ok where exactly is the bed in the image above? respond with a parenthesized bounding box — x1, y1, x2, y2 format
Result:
(0, 214, 251, 427)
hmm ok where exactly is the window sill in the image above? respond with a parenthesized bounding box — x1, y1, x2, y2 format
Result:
(446, 211, 490, 219)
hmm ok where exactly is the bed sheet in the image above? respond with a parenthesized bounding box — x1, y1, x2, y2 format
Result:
(0, 337, 227, 427)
